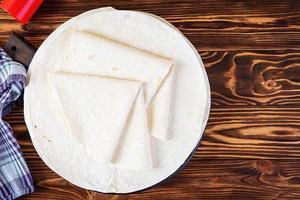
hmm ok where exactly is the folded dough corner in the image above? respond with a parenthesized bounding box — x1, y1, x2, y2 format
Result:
(48, 30, 175, 169)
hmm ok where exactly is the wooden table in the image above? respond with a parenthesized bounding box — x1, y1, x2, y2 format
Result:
(1, 0, 300, 199)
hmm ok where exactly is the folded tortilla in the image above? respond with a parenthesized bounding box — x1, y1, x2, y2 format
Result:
(48, 72, 143, 163)
(64, 30, 175, 140)
(149, 66, 175, 139)
(113, 86, 153, 169)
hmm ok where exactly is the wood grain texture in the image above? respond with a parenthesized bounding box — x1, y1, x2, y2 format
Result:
(0, 0, 299, 199)
(202, 50, 300, 106)
(1, 0, 300, 50)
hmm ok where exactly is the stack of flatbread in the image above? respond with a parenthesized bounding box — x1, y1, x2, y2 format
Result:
(49, 30, 175, 170)
(25, 8, 210, 193)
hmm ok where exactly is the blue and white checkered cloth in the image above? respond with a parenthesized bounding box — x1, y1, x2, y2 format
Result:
(0, 48, 34, 200)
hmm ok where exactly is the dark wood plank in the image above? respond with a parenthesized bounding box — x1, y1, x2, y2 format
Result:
(1, 0, 300, 50)
(17, 144, 300, 200)
(201, 50, 300, 106)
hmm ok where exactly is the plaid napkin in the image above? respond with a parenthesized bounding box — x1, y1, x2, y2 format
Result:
(0, 48, 34, 199)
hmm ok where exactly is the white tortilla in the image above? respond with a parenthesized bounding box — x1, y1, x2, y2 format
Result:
(113, 86, 153, 169)
(48, 72, 140, 163)
(149, 66, 175, 139)
(65, 30, 174, 140)
(24, 8, 210, 193)
(49, 72, 153, 169)
(66, 30, 173, 106)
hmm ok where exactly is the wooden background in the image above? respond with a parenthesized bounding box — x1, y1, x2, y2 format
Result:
(1, 0, 300, 199)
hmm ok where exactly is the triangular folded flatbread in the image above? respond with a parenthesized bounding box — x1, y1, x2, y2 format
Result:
(113, 86, 153, 169)
(64, 30, 175, 140)
(149, 66, 175, 139)
(48, 72, 142, 163)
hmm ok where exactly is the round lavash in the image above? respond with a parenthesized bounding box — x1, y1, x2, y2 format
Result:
(24, 7, 211, 193)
